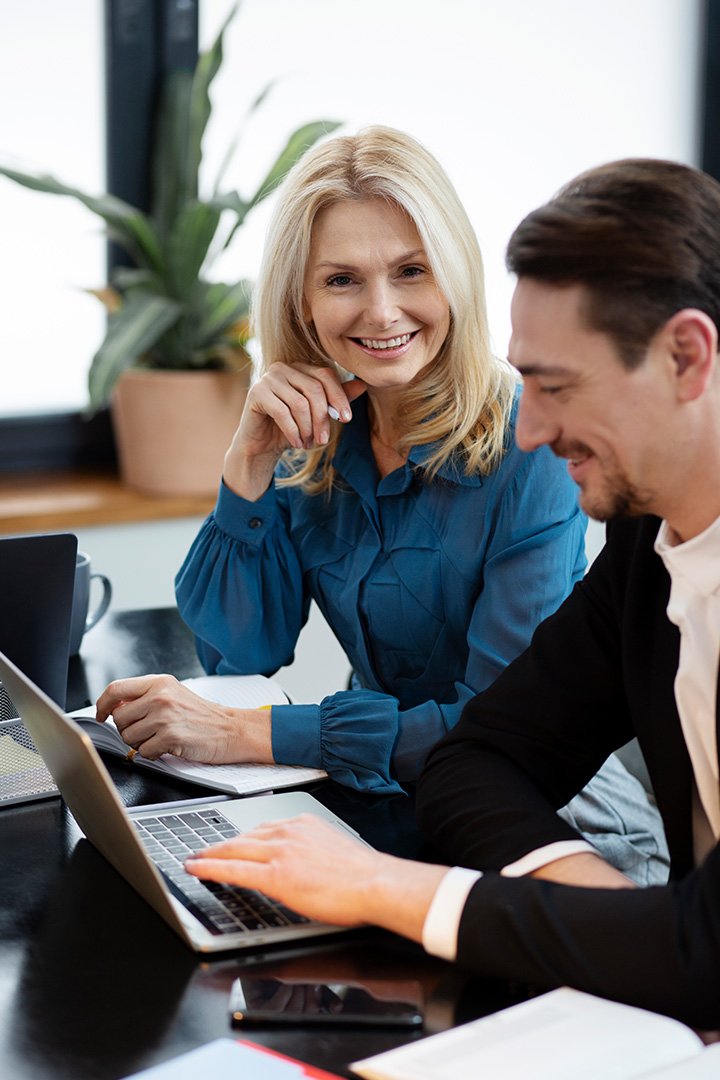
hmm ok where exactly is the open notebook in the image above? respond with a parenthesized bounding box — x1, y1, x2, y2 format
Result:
(71, 673, 327, 796)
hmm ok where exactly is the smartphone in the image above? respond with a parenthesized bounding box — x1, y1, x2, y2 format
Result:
(229, 976, 423, 1027)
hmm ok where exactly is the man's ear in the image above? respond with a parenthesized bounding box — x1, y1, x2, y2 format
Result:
(662, 309, 718, 401)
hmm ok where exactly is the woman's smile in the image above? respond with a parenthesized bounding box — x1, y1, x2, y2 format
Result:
(351, 329, 419, 358)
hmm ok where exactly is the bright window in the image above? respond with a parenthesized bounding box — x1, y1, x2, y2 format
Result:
(0, 0, 104, 416)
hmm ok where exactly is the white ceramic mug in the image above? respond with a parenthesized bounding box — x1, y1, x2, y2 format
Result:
(69, 551, 112, 656)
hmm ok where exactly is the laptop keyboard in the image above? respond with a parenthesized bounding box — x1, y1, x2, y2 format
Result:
(133, 807, 310, 937)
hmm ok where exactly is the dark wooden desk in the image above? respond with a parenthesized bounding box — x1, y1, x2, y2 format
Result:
(0, 609, 521, 1079)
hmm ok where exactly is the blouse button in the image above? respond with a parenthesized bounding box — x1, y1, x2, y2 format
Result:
(248, 517, 263, 529)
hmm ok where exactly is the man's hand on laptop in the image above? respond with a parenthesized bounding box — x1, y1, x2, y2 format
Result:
(94, 674, 274, 764)
(185, 813, 449, 938)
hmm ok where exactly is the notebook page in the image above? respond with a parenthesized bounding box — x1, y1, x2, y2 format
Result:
(156, 755, 326, 792)
(181, 674, 289, 708)
(642, 1043, 720, 1078)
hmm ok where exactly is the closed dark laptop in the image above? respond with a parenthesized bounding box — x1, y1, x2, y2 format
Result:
(0, 532, 77, 804)
(0, 532, 77, 713)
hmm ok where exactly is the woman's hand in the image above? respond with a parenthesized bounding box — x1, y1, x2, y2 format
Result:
(224, 365, 366, 500)
(185, 813, 449, 938)
(94, 674, 273, 764)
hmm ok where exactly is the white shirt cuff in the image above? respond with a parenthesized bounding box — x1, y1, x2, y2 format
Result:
(500, 839, 595, 877)
(422, 866, 482, 962)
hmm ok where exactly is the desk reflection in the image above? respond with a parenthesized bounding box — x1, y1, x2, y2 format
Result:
(10, 839, 197, 1079)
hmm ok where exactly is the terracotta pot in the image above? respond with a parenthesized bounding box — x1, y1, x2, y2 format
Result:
(111, 368, 249, 496)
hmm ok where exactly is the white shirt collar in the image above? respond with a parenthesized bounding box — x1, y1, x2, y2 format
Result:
(655, 513, 720, 598)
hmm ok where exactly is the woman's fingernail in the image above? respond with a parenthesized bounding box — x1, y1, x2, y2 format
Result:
(327, 406, 340, 421)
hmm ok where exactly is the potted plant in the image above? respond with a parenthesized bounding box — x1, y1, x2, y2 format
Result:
(0, 7, 338, 496)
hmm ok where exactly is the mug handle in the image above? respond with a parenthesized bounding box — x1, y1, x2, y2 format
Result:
(85, 573, 112, 633)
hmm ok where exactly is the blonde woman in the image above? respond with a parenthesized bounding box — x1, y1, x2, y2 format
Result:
(98, 128, 666, 882)
(174, 124, 578, 777)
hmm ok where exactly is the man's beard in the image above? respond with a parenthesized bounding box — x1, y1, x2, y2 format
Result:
(580, 477, 649, 522)
(553, 440, 654, 523)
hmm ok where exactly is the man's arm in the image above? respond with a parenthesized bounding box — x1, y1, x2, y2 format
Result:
(452, 852, 720, 1029)
(184, 811, 720, 1029)
(528, 851, 635, 887)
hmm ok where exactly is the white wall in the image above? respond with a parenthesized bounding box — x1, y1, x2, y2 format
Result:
(585, 521, 606, 567)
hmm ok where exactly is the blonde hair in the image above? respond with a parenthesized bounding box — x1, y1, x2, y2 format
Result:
(252, 125, 516, 493)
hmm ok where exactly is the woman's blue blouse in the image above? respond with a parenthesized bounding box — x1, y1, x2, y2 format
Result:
(175, 394, 587, 794)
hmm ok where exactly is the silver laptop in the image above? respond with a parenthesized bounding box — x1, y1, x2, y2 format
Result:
(0, 649, 361, 954)
(0, 532, 77, 806)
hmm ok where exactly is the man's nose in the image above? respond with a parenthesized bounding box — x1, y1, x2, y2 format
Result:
(515, 388, 560, 452)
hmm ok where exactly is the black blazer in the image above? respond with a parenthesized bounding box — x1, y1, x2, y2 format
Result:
(417, 515, 720, 1028)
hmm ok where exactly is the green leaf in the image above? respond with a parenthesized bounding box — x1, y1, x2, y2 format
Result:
(206, 190, 252, 250)
(87, 292, 182, 409)
(111, 267, 163, 293)
(216, 122, 341, 254)
(151, 5, 238, 244)
(186, 3, 239, 197)
(217, 120, 342, 255)
(247, 120, 343, 210)
(191, 279, 251, 347)
(0, 166, 163, 272)
(149, 318, 198, 368)
(247, 78, 276, 117)
(187, 13, 227, 164)
(165, 201, 222, 297)
(212, 78, 277, 195)
(152, 72, 196, 244)
(207, 190, 250, 217)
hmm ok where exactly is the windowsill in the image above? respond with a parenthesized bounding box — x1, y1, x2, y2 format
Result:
(0, 470, 216, 534)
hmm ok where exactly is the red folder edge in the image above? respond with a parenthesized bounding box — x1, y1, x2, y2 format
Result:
(236, 1038, 345, 1079)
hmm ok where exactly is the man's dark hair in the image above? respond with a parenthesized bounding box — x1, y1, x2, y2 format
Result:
(506, 159, 720, 368)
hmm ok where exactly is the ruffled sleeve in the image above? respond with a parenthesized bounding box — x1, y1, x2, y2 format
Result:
(175, 480, 309, 676)
(271, 695, 404, 794)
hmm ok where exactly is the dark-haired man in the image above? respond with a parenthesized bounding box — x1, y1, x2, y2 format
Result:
(186, 159, 720, 1029)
